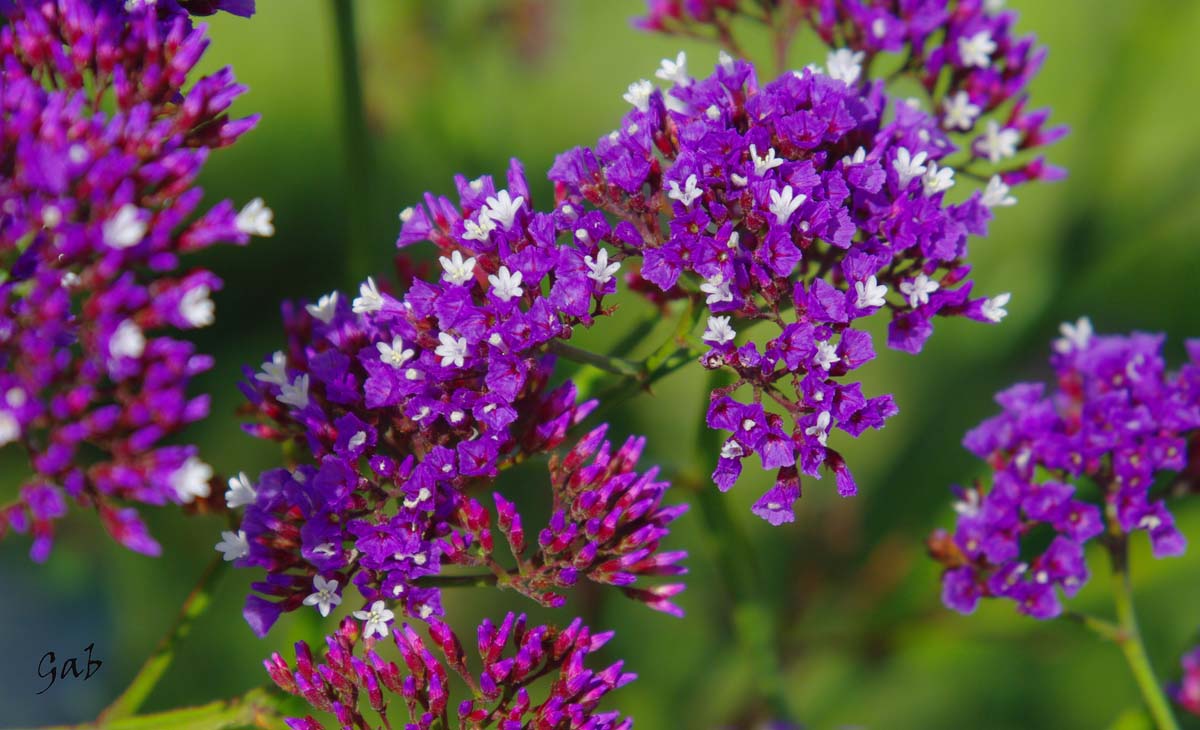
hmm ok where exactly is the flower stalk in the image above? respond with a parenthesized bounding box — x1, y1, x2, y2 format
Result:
(98, 556, 229, 722)
(1105, 534, 1181, 730)
(329, 0, 375, 284)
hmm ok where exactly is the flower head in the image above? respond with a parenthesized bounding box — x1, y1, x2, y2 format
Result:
(0, 0, 261, 559)
(930, 325, 1200, 618)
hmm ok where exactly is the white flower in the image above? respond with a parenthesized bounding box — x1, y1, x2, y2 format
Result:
(377, 335, 415, 368)
(705, 104, 721, 121)
(981, 292, 1011, 323)
(584, 248, 620, 285)
(403, 486, 432, 509)
(730, 173, 748, 187)
(6, 388, 26, 408)
(225, 472, 257, 509)
(488, 266, 524, 302)
(843, 146, 868, 166)
(109, 320, 145, 360)
(750, 144, 784, 177)
(720, 440, 744, 459)
(255, 351, 288, 386)
(804, 411, 832, 447)
(900, 273, 939, 308)
(352, 277, 385, 314)
(103, 204, 147, 249)
(303, 575, 342, 618)
(982, 175, 1017, 208)
(435, 332, 468, 368)
(42, 205, 62, 229)
(718, 50, 734, 72)
(278, 374, 310, 409)
(1055, 317, 1093, 353)
(942, 91, 981, 131)
(215, 530, 249, 561)
(826, 48, 865, 85)
(953, 489, 982, 518)
(623, 79, 654, 112)
(462, 214, 496, 243)
(977, 120, 1020, 163)
(958, 30, 997, 68)
(700, 273, 733, 305)
(0, 411, 21, 447)
(655, 51, 689, 85)
(854, 276, 888, 309)
(306, 291, 339, 324)
(439, 250, 478, 286)
(922, 161, 956, 196)
(667, 174, 703, 207)
(985, 0, 1006, 10)
(235, 198, 275, 237)
(702, 316, 736, 346)
(814, 340, 839, 371)
(179, 285, 215, 328)
(483, 190, 524, 230)
(171, 456, 213, 503)
(768, 185, 806, 225)
(353, 600, 395, 639)
(399, 206, 415, 223)
(892, 147, 928, 188)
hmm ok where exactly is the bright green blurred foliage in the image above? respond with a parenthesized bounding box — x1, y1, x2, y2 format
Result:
(2, 1, 1199, 727)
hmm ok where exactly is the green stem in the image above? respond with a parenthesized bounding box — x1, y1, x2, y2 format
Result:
(1063, 611, 1123, 643)
(691, 371, 793, 724)
(97, 556, 228, 723)
(329, 0, 374, 284)
(415, 572, 500, 589)
(1106, 535, 1181, 730)
(547, 340, 643, 378)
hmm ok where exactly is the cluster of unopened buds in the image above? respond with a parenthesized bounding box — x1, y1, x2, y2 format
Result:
(0, 0, 270, 560)
(265, 613, 635, 730)
(929, 320, 1199, 618)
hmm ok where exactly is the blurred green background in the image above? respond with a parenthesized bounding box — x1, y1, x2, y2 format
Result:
(2, 1, 1200, 727)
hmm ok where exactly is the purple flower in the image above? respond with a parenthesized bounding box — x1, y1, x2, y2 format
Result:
(265, 613, 636, 730)
(0, 0, 266, 560)
(931, 320, 1200, 619)
(232, 161, 685, 634)
(551, 39, 1061, 522)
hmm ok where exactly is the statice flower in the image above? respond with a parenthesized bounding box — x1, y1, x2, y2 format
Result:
(265, 613, 635, 730)
(452, 424, 688, 615)
(233, 160, 685, 634)
(929, 321, 1200, 618)
(550, 41, 1061, 522)
(639, 0, 1064, 160)
(1173, 645, 1200, 717)
(0, 0, 266, 560)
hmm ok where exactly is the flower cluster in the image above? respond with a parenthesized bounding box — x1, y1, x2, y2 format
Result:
(453, 424, 688, 615)
(266, 613, 635, 730)
(0, 0, 267, 560)
(929, 320, 1200, 618)
(550, 23, 1061, 521)
(1173, 645, 1200, 718)
(231, 160, 684, 635)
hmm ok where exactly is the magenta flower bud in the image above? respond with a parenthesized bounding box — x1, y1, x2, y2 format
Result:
(263, 654, 298, 694)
